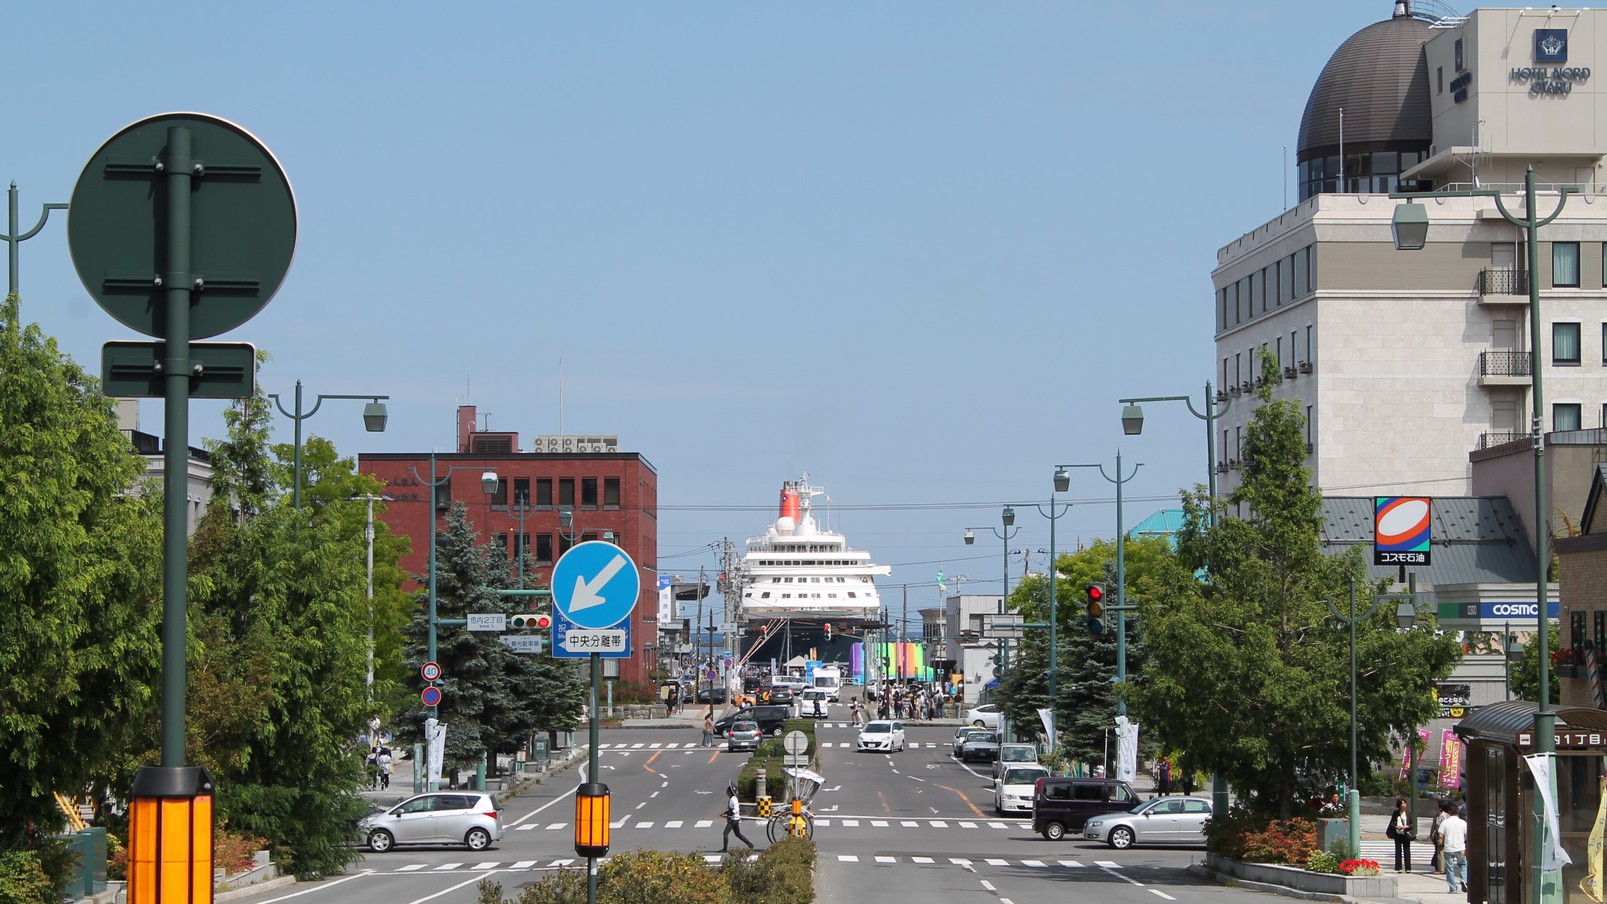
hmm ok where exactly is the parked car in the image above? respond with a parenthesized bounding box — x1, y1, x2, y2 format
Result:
(965, 704, 1002, 731)
(994, 765, 1050, 816)
(690, 687, 728, 705)
(856, 720, 906, 752)
(959, 730, 1000, 763)
(1083, 796, 1214, 848)
(759, 685, 794, 704)
(1032, 777, 1138, 841)
(992, 743, 1039, 778)
(726, 720, 762, 752)
(715, 705, 790, 738)
(359, 791, 504, 852)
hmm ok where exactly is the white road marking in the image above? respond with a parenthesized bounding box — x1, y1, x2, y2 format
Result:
(841, 820, 859, 827)
(665, 820, 683, 828)
(958, 821, 977, 828)
(433, 863, 462, 871)
(871, 820, 888, 827)
(949, 858, 972, 867)
(838, 854, 859, 862)
(638, 821, 654, 828)
(985, 858, 1009, 866)
(511, 860, 536, 869)
(545, 823, 567, 830)
(1021, 859, 1047, 868)
(694, 819, 713, 827)
(875, 856, 896, 864)
(911, 856, 934, 864)
(397, 864, 425, 871)
(902, 821, 919, 827)
(1150, 892, 1177, 901)
(980, 880, 997, 891)
(1096, 860, 1122, 869)
(1058, 860, 1085, 868)
(473, 862, 499, 871)
(930, 820, 948, 828)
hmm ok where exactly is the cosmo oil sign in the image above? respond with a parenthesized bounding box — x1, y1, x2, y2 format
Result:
(1375, 497, 1432, 567)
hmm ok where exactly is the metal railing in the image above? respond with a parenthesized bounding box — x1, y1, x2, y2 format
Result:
(1479, 350, 1532, 377)
(1478, 432, 1527, 450)
(1478, 268, 1528, 296)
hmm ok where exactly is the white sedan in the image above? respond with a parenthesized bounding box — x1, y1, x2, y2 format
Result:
(965, 704, 1002, 731)
(856, 720, 905, 752)
(994, 764, 1050, 815)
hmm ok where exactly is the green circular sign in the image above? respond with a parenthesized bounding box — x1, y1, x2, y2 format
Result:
(68, 112, 296, 339)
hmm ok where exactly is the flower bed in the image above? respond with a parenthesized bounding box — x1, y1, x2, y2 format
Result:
(1202, 854, 1396, 898)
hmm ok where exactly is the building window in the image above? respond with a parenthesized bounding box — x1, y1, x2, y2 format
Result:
(559, 478, 576, 506)
(1555, 402, 1583, 432)
(582, 478, 598, 506)
(488, 477, 508, 507)
(604, 477, 621, 507)
(536, 478, 553, 506)
(1602, 323, 1607, 364)
(536, 534, 554, 563)
(1307, 245, 1318, 293)
(1555, 242, 1580, 288)
(1279, 258, 1292, 306)
(1555, 322, 1582, 365)
(1293, 248, 1308, 298)
(513, 478, 530, 507)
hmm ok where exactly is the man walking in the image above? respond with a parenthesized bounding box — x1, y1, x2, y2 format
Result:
(718, 782, 755, 853)
(1439, 800, 1468, 893)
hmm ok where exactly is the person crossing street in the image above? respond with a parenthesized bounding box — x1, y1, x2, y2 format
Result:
(717, 782, 755, 852)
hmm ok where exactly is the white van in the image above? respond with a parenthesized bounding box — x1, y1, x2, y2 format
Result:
(811, 668, 843, 702)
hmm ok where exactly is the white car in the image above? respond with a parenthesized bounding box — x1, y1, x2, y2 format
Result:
(994, 764, 1049, 815)
(965, 704, 1002, 731)
(856, 720, 905, 752)
(800, 689, 831, 717)
(1083, 796, 1214, 848)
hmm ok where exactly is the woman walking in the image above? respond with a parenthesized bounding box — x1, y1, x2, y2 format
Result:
(1386, 797, 1414, 873)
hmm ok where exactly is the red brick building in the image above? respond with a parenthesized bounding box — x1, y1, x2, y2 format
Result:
(359, 405, 659, 687)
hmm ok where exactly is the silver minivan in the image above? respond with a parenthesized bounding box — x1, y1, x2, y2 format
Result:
(360, 791, 504, 852)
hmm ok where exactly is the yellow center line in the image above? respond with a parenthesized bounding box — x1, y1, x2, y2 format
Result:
(878, 790, 890, 814)
(935, 783, 985, 817)
(644, 750, 663, 773)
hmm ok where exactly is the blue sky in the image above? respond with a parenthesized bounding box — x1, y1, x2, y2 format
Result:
(10, 2, 1394, 606)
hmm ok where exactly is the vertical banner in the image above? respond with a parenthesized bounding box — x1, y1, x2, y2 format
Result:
(1115, 715, 1139, 783)
(1400, 728, 1430, 781)
(656, 575, 672, 624)
(425, 718, 446, 787)
(1438, 729, 1463, 789)
(1584, 775, 1607, 904)
(1037, 707, 1054, 744)
(1523, 753, 1574, 871)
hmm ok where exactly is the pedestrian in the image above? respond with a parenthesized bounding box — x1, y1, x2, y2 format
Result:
(365, 749, 382, 790)
(851, 698, 862, 726)
(1385, 797, 1414, 873)
(1429, 798, 1448, 874)
(377, 748, 393, 790)
(701, 712, 715, 747)
(1157, 758, 1172, 796)
(1438, 799, 1469, 893)
(718, 782, 755, 853)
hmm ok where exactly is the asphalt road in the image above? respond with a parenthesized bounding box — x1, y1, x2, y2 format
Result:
(245, 714, 1268, 904)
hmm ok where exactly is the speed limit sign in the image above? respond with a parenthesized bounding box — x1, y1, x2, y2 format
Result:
(421, 661, 442, 682)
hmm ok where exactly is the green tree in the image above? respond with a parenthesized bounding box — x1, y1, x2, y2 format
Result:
(1125, 353, 1461, 819)
(396, 504, 585, 775)
(185, 387, 375, 878)
(0, 294, 164, 848)
(1509, 622, 1561, 704)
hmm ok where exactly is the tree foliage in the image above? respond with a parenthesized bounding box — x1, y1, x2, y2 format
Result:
(0, 294, 164, 848)
(396, 503, 586, 776)
(1124, 354, 1461, 819)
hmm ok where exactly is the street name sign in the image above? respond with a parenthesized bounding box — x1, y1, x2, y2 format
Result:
(500, 635, 545, 654)
(467, 613, 506, 632)
(558, 629, 628, 654)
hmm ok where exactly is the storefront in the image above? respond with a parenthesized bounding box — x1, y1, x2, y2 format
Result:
(1455, 700, 1607, 903)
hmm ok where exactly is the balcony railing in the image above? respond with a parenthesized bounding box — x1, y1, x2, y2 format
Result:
(1480, 350, 1532, 377)
(1478, 431, 1527, 450)
(1478, 268, 1528, 296)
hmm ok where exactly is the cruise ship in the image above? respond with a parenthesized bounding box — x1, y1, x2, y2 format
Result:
(736, 474, 890, 665)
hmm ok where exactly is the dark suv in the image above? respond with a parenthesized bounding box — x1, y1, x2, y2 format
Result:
(1031, 777, 1137, 840)
(715, 705, 790, 738)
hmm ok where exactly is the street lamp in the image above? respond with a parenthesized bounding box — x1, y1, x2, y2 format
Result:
(1118, 386, 1234, 527)
(964, 505, 1019, 709)
(3, 182, 66, 297)
(481, 471, 532, 588)
(1392, 169, 1568, 904)
(1326, 577, 1419, 858)
(1023, 472, 1075, 753)
(1061, 455, 1142, 722)
(269, 380, 389, 508)
(407, 455, 498, 789)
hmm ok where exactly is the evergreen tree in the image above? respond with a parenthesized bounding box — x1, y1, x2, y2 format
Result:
(396, 504, 585, 776)
(0, 294, 164, 847)
(1125, 353, 1461, 818)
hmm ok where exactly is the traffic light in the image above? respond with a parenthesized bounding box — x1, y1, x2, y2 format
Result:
(823, 623, 832, 642)
(1084, 583, 1107, 636)
(510, 613, 552, 630)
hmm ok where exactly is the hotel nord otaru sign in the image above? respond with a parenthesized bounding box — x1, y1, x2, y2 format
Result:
(1375, 496, 1432, 567)
(1511, 27, 1590, 96)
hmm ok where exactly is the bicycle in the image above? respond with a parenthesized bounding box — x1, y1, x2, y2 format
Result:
(766, 807, 814, 842)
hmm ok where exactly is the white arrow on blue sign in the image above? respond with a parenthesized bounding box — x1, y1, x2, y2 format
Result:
(551, 540, 640, 630)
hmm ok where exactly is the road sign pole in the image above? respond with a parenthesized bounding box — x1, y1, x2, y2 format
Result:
(159, 126, 194, 768)
(587, 650, 601, 904)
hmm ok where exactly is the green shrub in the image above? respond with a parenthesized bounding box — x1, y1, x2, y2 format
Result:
(1307, 850, 1339, 873)
(0, 849, 56, 904)
(481, 838, 816, 904)
(1205, 805, 1317, 864)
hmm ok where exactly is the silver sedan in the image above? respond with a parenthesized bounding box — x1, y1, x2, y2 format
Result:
(1082, 796, 1212, 848)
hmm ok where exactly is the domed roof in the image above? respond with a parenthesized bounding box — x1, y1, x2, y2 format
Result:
(1297, 9, 1432, 163)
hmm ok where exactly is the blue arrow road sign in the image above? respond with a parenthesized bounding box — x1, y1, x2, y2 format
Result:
(552, 541, 640, 630)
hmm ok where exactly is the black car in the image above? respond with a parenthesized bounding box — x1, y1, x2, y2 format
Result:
(687, 687, 728, 705)
(715, 705, 790, 738)
(759, 685, 794, 704)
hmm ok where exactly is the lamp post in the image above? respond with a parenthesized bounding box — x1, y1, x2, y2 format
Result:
(1118, 386, 1233, 812)
(408, 455, 498, 789)
(1031, 475, 1075, 753)
(481, 471, 532, 588)
(270, 380, 389, 508)
(1325, 577, 1419, 858)
(1392, 169, 1566, 903)
(964, 506, 1019, 710)
(350, 493, 392, 700)
(1061, 455, 1142, 719)
(3, 183, 66, 297)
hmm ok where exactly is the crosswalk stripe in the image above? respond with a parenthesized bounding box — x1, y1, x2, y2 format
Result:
(930, 820, 948, 828)
(871, 820, 888, 827)
(435, 863, 463, 870)
(397, 864, 425, 871)
(838, 854, 859, 862)
(987, 822, 1007, 828)
(901, 821, 919, 827)
(665, 821, 683, 828)
(949, 858, 971, 867)
(875, 856, 896, 864)
(1058, 860, 1085, 868)
(1021, 860, 1047, 868)
(511, 861, 537, 869)
(985, 858, 1009, 866)
(841, 820, 860, 827)
(551, 859, 575, 867)
(546, 823, 567, 830)
(473, 862, 500, 871)
(958, 821, 977, 828)
(516, 824, 537, 831)
(694, 819, 713, 828)
(1096, 860, 1121, 868)
(638, 822, 654, 829)
(911, 856, 934, 864)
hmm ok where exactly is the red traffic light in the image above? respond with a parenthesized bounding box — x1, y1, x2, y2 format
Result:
(823, 623, 832, 640)
(1085, 584, 1105, 603)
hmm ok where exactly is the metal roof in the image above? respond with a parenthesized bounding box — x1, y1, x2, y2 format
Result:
(1456, 699, 1607, 745)
(1320, 497, 1537, 585)
(1579, 464, 1607, 535)
(1297, 12, 1433, 163)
